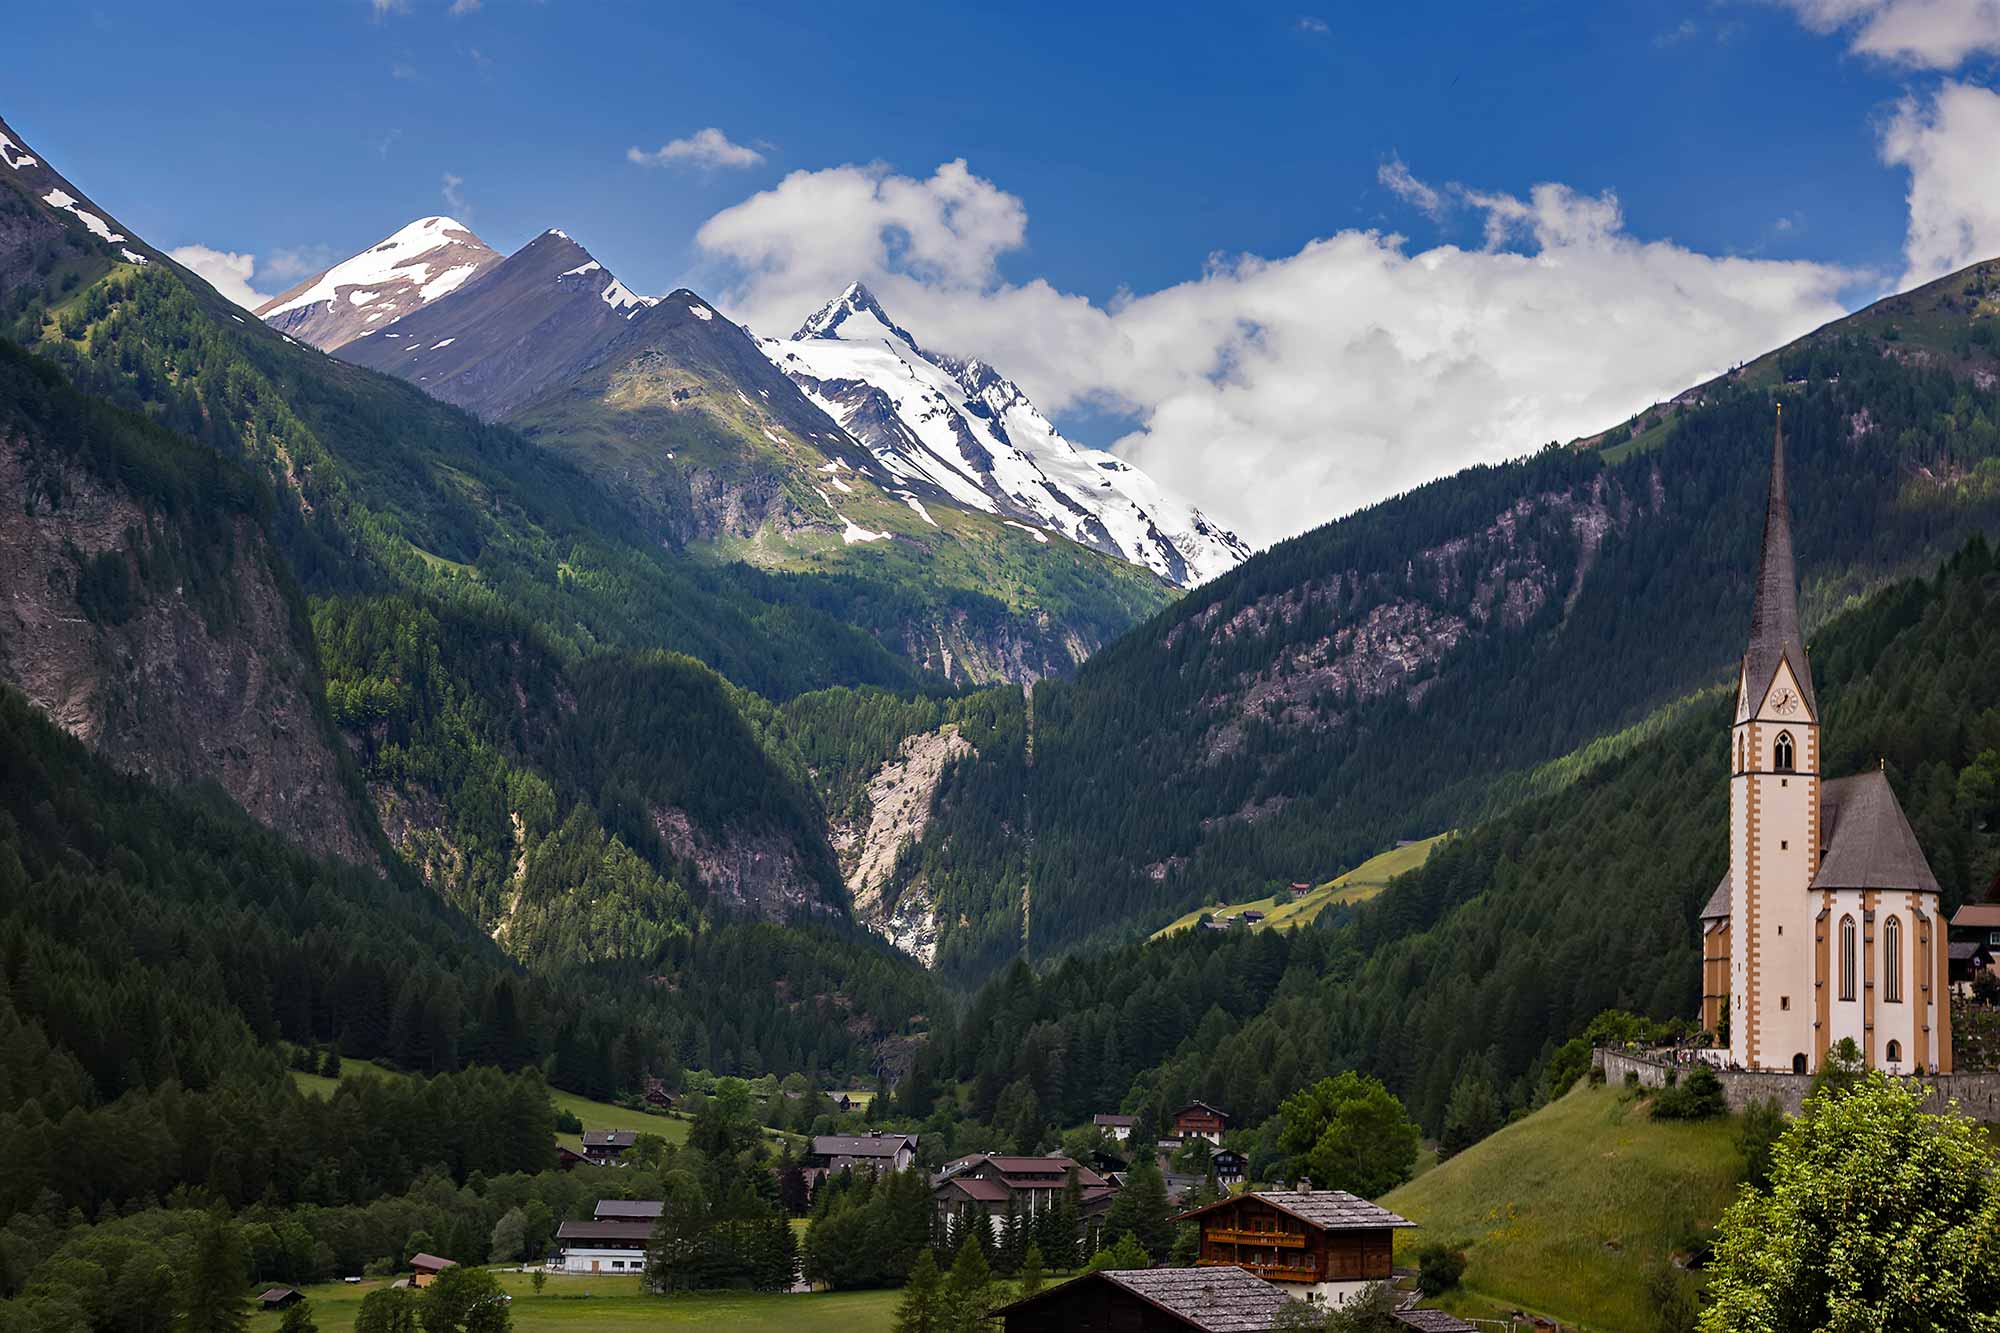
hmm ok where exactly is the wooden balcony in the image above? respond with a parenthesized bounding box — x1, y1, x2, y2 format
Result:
(1205, 1227, 1305, 1248)
(1200, 1257, 1316, 1282)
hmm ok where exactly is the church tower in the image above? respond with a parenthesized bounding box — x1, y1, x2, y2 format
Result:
(1699, 406, 1952, 1075)
(1727, 406, 1820, 1071)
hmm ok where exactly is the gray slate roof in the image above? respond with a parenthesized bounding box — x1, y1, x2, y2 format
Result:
(593, 1199, 663, 1220)
(812, 1133, 913, 1158)
(1101, 1267, 1291, 1332)
(1395, 1311, 1480, 1332)
(1742, 411, 1816, 718)
(1810, 771, 1940, 894)
(1700, 871, 1731, 921)
(1179, 1189, 1415, 1231)
(556, 1220, 654, 1243)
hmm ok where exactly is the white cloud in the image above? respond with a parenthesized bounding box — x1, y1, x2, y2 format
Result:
(264, 243, 336, 285)
(370, 0, 407, 16)
(168, 245, 273, 311)
(1296, 16, 1330, 33)
(1378, 155, 1446, 219)
(627, 128, 766, 171)
(1774, 0, 2000, 68)
(449, 0, 481, 12)
(442, 172, 468, 215)
(696, 160, 1856, 547)
(1880, 80, 2000, 284)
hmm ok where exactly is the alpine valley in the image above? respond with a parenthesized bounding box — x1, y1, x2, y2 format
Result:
(5, 90, 2000, 1331)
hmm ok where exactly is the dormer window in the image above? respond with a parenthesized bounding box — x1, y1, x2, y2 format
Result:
(1774, 732, 1795, 773)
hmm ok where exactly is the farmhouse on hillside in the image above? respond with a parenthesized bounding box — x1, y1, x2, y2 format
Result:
(1175, 1187, 1414, 1307)
(809, 1131, 918, 1175)
(581, 1129, 640, 1164)
(933, 1154, 1114, 1237)
(1092, 1113, 1136, 1142)
(1699, 408, 1953, 1076)
(408, 1253, 456, 1288)
(1171, 1101, 1230, 1144)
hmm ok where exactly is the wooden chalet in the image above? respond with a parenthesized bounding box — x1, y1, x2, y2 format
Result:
(408, 1253, 456, 1288)
(641, 1077, 676, 1111)
(995, 1266, 1289, 1332)
(1171, 1101, 1230, 1143)
(555, 1144, 588, 1171)
(256, 1287, 303, 1309)
(1092, 1112, 1136, 1141)
(1210, 1148, 1247, 1185)
(1176, 1189, 1413, 1304)
(581, 1129, 639, 1164)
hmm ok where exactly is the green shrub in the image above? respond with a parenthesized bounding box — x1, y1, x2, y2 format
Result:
(1652, 1065, 1725, 1121)
(1415, 1241, 1467, 1296)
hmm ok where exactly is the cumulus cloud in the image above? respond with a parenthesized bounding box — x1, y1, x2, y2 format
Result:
(695, 159, 1856, 547)
(627, 128, 766, 170)
(1774, 0, 2000, 68)
(167, 245, 273, 311)
(1880, 80, 2000, 284)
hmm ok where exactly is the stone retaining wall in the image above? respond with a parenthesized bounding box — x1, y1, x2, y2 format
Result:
(1592, 1047, 2000, 1119)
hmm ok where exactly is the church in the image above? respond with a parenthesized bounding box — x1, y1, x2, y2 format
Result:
(1699, 408, 1952, 1075)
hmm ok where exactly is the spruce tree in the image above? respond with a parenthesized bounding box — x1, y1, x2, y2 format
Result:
(1018, 1244, 1046, 1297)
(893, 1249, 943, 1333)
(940, 1238, 994, 1333)
(177, 1214, 252, 1333)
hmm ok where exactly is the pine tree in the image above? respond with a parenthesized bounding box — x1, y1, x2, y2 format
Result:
(177, 1214, 252, 1333)
(893, 1249, 943, 1333)
(276, 1303, 317, 1333)
(1018, 1244, 1046, 1297)
(940, 1238, 994, 1333)
(1101, 1156, 1173, 1261)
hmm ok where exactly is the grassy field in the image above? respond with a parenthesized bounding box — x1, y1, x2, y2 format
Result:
(248, 1272, 901, 1331)
(1151, 834, 1448, 940)
(289, 1062, 688, 1153)
(1382, 1081, 1744, 1332)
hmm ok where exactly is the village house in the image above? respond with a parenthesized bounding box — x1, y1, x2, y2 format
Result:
(555, 1144, 589, 1171)
(933, 1154, 1114, 1237)
(1092, 1113, 1136, 1142)
(641, 1076, 676, 1111)
(1171, 1101, 1230, 1144)
(1176, 1188, 1414, 1307)
(1699, 411, 1953, 1076)
(554, 1219, 652, 1274)
(993, 1266, 1476, 1332)
(408, 1253, 456, 1288)
(581, 1129, 639, 1164)
(1950, 904, 2000, 993)
(810, 1131, 919, 1175)
(1210, 1148, 1247, 1186)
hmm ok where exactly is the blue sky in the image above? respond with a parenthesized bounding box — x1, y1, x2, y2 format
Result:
(9, 1, 2000, 542)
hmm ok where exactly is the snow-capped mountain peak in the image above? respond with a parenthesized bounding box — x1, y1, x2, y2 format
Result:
(762, 283, 1250, 587)
(257, 216, 502, 350)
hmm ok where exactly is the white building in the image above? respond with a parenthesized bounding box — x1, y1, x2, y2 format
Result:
(1699, 407, 1952, 1075)
(553, 1219, 651, 1275)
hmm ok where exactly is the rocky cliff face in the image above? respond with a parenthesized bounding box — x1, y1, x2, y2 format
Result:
(830, 725, 975, 963)
(0, 435, 375, 865)
(652, 805, 836, 922)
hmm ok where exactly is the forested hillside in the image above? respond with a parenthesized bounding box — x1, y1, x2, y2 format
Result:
(845, 258, 2000, 975)
(913, 535, 2000, 1138)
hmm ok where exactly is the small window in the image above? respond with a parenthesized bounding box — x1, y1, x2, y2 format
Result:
(1792, 1053, 1808, 1075)
(1885, 917, 1903, 1003)
(1775, 732, 1796, 773)
(1886, 1039, 1903, 1064)
(1780, 996, 1790, 1011)
(1781, 840, 1788, 850)
(1840, 915, 1857, 1001)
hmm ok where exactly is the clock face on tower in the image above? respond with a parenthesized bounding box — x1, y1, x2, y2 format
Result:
(1770, 687, 1798, 716)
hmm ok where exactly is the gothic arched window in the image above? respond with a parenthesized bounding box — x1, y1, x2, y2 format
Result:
(1886, 1039, 1903, 1065)
(1840, 915, 1857, 1001)
(1774, 731, 1796, 773)
(1885, 916, 1903, 1003)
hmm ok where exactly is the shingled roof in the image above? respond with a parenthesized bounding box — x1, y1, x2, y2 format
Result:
(994, 1267, 1291, 1332)
(1395, 1310, 1480, 1332)
(1810, 771, 1940, 894)
(1700, 871, 1731, 921)
(1176, 1189, 1415, 1232)
(1742, 407, 1816, 718)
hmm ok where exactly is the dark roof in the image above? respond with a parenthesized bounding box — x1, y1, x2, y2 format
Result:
(994, 1267, 1291, 1333)
(256, 1288, 301, 1305)
(593, 1199, 664, 1220)
(1396, 1311, 1479, 1333)
(408, 1253, 456, 1273)
(582, 1130, 639, 1149)
(1950, 941, 1989, 962)
(1810, 771, 1940, 894)
(1699, 871, 1731, 921)
(1174, 1100, 1231, 1122)
(812, 1133, 913, 1158)
(1178, 1189, 1416, 1232)
(1093, 1113, 1137, 1126)
(1952, 904, 2000, 929)
(939, 1176, 1010, 1203)
(1742, 408, 1816, 718)
(556, 1220, 655, 1243)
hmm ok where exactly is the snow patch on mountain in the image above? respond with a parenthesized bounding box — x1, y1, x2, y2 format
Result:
(41, 189, 124, 243)
(760, 282, 1250, 587)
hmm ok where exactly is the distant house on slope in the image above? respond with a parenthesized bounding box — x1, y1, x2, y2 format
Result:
(408, 1253, 456, 1288)
(593, 1199, 664, 1222)
(581, 1129, 639, 1164)
(1176, 1188, 1414, 1307)
(934, 1154, 1114, 1239)
(256, 1288, 303, 1309)
(1092, 1113, 1136, 1142)
(1171, 1101, 1230, 1144)
(555, 1220, 651, 1274)
(810, 1131, 918, 1175)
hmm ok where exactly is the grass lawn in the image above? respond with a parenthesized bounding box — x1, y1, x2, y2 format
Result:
(248, 1272, 903, 1331)
(1382, 1081, 1743, 1331)
(1151, 834, 1448, 940)
(287, 1058, 401, 1099)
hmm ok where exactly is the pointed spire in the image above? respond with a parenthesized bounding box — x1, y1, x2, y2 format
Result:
(1744, 403, 1816, 716)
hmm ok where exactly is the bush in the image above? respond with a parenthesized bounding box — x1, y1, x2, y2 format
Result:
(1414, 1242, 1467, 1296)
(553, 1109, 584, 1134)
(1736, 1097, 1786, 1189)
(1652, 1064, 1725, 1121)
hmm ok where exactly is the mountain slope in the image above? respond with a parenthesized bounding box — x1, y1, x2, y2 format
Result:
(766, 282, 1249, 587)
(256, 215, 501, 349)
(836, 255, 2000, 976)
(307, 219, 1177, 684)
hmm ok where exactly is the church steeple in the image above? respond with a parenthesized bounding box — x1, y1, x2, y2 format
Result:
(1743, 404, 1815, 716)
